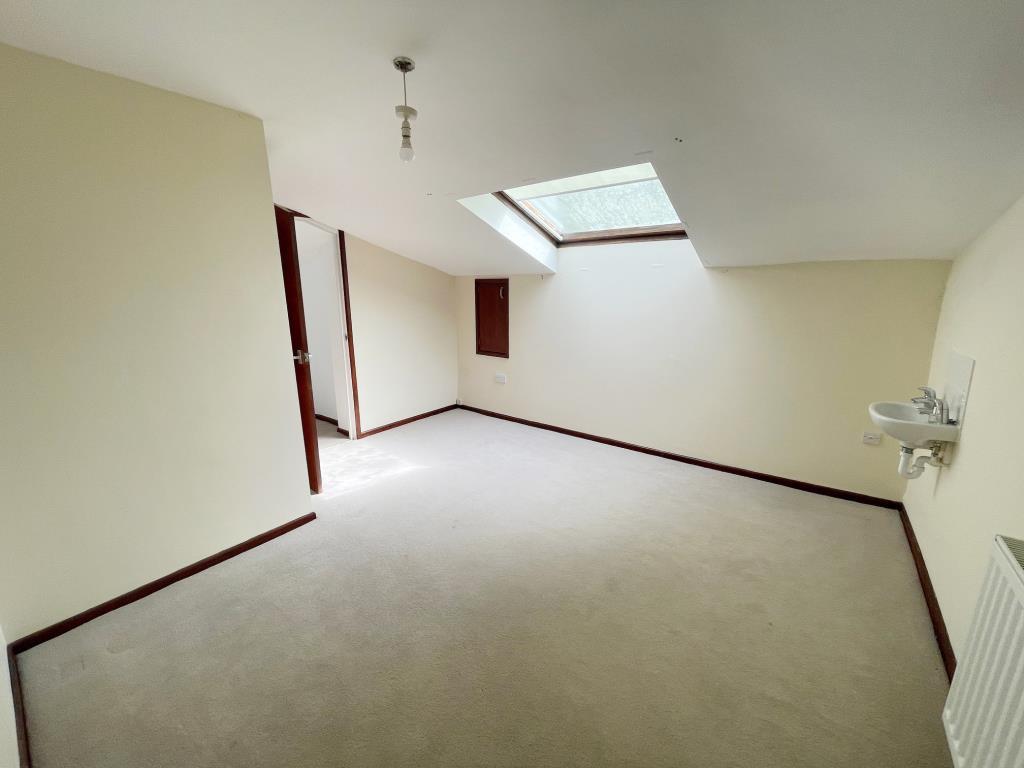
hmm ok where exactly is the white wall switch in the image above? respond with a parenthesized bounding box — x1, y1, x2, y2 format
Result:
(862, 431, 882, 446)
(495, 373, 507, 385)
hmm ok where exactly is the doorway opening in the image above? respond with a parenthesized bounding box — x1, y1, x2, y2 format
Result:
(274, 206, 358, 495)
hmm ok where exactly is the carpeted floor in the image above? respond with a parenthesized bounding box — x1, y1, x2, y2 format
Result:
(19, 410, 952, 767)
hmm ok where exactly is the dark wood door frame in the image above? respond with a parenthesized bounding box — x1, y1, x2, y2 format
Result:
(334, 229, 455, 439)
(275, 205, 322, 493)
(336, 230, 364, 438)
(285, 221, 427, 442)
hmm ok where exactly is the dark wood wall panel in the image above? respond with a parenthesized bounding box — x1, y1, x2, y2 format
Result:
(475, 278, 509, 358)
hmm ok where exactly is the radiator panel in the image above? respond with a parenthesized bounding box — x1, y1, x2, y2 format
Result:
(943, 536, 1024, 768)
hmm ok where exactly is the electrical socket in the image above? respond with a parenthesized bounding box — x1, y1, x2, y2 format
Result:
(862, 431, 882, 446)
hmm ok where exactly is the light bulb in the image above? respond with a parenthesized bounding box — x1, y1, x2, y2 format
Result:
(399, 140, 414, 163)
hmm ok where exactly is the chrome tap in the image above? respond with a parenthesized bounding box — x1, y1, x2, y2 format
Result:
(911, 387, 949, 424)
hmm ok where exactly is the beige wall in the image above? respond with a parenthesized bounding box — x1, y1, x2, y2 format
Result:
(0, 44, 311, 646)
(904, 194, 1024, 655)
(457, 241, 949, 500)
(1, 623, 15, 768)
(346, 234, 458, 432)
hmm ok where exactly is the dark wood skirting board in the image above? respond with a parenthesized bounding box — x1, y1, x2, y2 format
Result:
(9, 511, 316, 656)
(6, 407, 956, 768)
(286, 221, 429, 444)
(898, 504, 957, 681)
(7, 645, 29, 767)
(7, 511, 317, 767)
(458, 403, 956, 681)
(458, 405, 900, 509)
(334, 230, 451, 442)
(314, 413, 349, 436)
(280, 217, 358, 447)
(359, 404, 458, 438)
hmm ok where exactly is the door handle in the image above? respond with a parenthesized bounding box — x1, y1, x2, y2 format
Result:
(499, 287, 505, 300)
(293, 350, 312, 365)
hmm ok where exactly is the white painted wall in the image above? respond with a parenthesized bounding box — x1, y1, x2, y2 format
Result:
(296, 220, 351, 430)
(457, 193, 558, 273)
(0, 44, 311, 642)
(457, 241, 950, 501)
(0, 624, 16, 768)
(903, 193, 1024, 655)
(345, 234, 458, 432)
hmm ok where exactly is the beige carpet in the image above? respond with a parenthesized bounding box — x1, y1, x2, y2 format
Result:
(19, 410, 951, 767)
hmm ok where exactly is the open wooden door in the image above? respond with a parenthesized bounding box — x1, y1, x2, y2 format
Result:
(274, 206, 322, 494)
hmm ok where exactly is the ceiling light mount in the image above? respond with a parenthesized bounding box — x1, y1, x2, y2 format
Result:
(393, 56, 417, 163)
(392, 56, 415, 74)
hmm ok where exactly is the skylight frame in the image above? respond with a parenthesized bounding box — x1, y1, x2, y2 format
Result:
(494, 164, 688, 248)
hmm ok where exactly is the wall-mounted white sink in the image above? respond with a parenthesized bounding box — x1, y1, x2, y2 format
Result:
(868, 401, 960, 448)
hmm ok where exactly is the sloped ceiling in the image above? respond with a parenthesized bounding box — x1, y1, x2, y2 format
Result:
(2, 0, 1023, 273)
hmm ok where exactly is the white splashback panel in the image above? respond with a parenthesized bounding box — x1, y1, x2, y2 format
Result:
(944, 351, 975, 425)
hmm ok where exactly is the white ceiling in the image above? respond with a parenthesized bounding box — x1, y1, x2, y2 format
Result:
(3, 0, 1023, 273)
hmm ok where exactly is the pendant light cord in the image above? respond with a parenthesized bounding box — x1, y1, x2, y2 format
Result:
(403, 72, 408, 107)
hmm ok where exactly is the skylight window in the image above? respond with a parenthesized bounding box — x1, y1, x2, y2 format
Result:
(498, 163, 685, 245)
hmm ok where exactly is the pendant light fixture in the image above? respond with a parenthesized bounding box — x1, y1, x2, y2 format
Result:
(393, 56, 417, 163)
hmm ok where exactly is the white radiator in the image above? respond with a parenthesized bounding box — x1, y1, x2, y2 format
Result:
(943, 535, 1024, 767)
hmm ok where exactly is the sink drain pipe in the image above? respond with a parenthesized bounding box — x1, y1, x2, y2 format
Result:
(898, 445, 944, 479)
